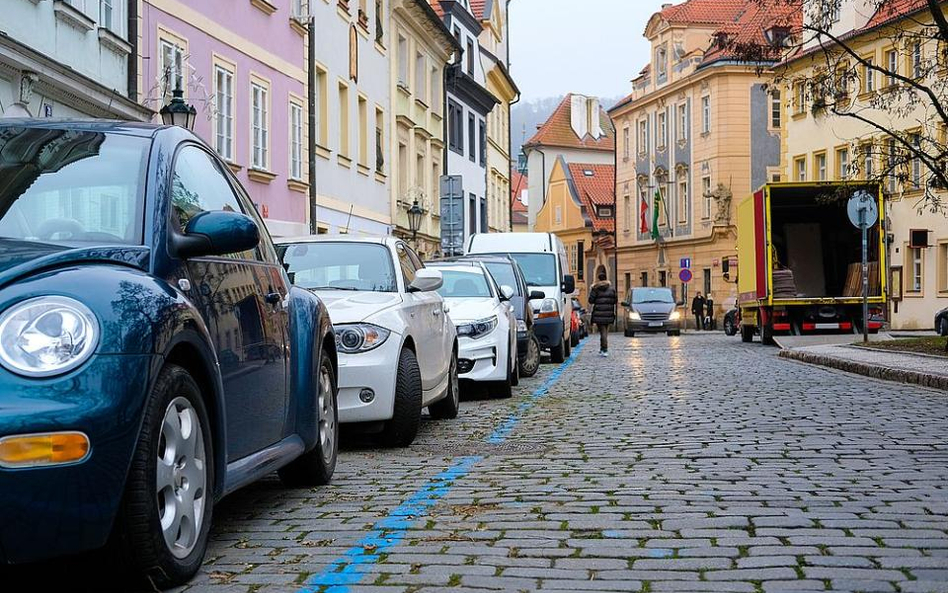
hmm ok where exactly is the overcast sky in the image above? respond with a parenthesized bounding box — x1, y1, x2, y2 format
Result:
(509, 0, 670, 102)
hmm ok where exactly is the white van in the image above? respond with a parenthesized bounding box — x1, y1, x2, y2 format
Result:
(465, 232, 575, 362)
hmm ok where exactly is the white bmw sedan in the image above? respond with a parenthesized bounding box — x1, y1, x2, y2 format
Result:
(426, 261, 518, 398)
(277, 236, 459, 447)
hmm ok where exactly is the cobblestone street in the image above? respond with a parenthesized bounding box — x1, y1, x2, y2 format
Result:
(14, 333, 948, 592)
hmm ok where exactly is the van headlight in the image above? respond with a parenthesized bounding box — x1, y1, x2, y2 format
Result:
(0, 296, 99, 377)
(457, 316, 498, 339)
(669, 311, 681, 321)
(536, 298, 559, 319)
(334, 323, 391, 354)
(629, 311, 641, 321)
(516, 319, 527, 333)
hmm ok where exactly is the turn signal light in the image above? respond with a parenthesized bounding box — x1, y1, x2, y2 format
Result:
(536, 311, 559, 319)
(0, 432, 90, 468)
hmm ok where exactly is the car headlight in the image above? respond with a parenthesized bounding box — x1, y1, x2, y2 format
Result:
(629, 311, 641, 321)
(0, 296, 99, 378)
(669, 310, 681, 321)
(457, 316, 498, 339)
(334, 323, 391, 354)
(536, 298, 559, 319)
(516, 319, 527, 333)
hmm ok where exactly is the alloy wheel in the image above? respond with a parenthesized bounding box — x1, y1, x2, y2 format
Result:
(318, 361, 336, 462)
(449, 353, 459, 408)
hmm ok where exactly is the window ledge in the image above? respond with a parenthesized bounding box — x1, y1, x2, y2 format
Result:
(337, 154, 352, 168)
(98, 27, 132, 55)
(227, 162, 243, 174)
(288, 179, 309, 193)
(289, 18, 307, 37)
(250, 0, 279, 15)
(337, 3, 350, 21)
(415, 98, 429, 110)
(248, 168, 277, 183)
(375, 171, 387, 183)
(791, 111, 807, 120)
(53, 1, 95, 32)
(357, 163, 371, 176)
(375, 41, 386, 55)
(396, 82, 411, 96)
(315, 144, 331, 160)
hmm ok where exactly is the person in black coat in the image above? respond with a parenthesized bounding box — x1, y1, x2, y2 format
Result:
(691, 292, 706, 330)
(588, 270, 618, 357)
(705, 296, 715, 330)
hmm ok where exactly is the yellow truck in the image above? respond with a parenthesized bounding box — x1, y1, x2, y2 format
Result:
(736, 182, 887, 344)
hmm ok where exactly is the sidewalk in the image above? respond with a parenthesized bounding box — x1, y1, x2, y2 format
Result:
(779, 342, 948, 392)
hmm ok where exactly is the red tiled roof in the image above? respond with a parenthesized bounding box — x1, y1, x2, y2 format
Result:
(658, 0, 748, 27)
(470, 0, 486, 19)
(429, 0, 444, 18)
(511, 171, 528, 213)
(866, 0, 927, 28)
(568, 163, 615, 234)
(523, 94, 615, 152)
(702, 1, 801, 64)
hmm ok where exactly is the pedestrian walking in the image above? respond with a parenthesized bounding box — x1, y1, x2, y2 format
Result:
(588, 270, 617, 357)
(691, 291, 706, 330)
(705, 296, 715, 331)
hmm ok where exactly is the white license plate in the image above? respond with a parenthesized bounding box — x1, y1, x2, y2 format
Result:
(815, 323, 839, 330)
(648, 321, 663, 327)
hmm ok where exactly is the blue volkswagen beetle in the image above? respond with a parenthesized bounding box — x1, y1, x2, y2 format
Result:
(0, 120, 338, 586)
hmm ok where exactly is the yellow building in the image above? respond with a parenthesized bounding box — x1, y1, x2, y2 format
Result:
(534, 157, 615, 307)
(389, 0, 458, 259)
(779, 0, 948, 330)
(609, 0, 792, 321)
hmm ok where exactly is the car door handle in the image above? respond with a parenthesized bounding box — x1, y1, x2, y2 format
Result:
(433, 308, 442, 316)
(265, 292, 282, 305)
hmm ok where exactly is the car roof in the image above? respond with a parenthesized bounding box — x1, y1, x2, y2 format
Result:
(0, 118, 165, 138)
(436, 255, 515, 265)
(426, 261, 488, 273)
(467, 232, 560, 253)
(275, 234, 390, 246)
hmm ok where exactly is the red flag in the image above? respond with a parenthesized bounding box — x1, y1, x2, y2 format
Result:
(639, 193, 649, 234)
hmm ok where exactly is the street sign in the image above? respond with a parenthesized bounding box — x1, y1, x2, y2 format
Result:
(847, 190, 878, 344)
(680, 257, 692, 269)
(679, 269, 693, 283)
(440, 175, 464, 256)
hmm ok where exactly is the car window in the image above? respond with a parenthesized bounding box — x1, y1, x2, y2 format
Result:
(395, 243, 416, 286)
(171, 145, 259, 260)
(280, 242, 397, 292)
(437, 269, 492, 298)
(632, 288, 675, 304)
(483, 262, 521, 296)
(406, 246, 425, 270)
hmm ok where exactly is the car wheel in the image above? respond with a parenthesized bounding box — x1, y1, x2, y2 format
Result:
(379, 348, 423, 447)
(940, 317, 948, 336)
(495, 355, 514, 399)
(278, 350, 338, 486)
(741, 324, 754, 343)
(724, 317, 736, 336)
(624, 328, 634, 337)
(518, 335, 541, 378)
(509, 344, 520, 387)
(570, 331, 580, 347)
(564, 332, 572, 357)
(111, 365, 214, 589)
(667, 330, 681, 337)
(549, 335, 566, 364)
(429, 348, 459, 420)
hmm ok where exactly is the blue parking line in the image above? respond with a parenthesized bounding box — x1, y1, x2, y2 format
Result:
(296, 339, 585, 593)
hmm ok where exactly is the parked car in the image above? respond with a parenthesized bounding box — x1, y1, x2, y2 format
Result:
(451, 255, 544, 378)
(723, 308, 740, 336)
(426, 261, 519, 397)
(571, 297, 588, 345)
(622, 287, 683, 337)
(466, 232, 575, 363)
(937, 307, 948, 336)
(0, 121, 338, 587)
(277, 236, 459, 447)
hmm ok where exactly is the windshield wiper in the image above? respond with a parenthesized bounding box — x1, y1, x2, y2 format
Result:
(308, 285, 361, 291)
(637, 299, 672, 304)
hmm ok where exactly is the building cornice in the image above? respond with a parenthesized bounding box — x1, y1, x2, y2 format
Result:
(393, 0, 461, 60)
(446, 65, 498, 115)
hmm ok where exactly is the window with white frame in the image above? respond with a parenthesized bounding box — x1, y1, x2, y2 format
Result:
(638, 119, 647, 153)
(657, 111, 667, 148)
(214, 64, 234, 162)
(912, 41, 923, 78)
(836, 147, 849, 180)
(290, 101, 303, 180)
(677, 175, 688, 224)
(159, 38, 185, 102)
(701, 96, 711, 133)
(623, 127, 630, 160)
(251, 81, 269, 170)
(678, 103, 687, 141)
(863, 58, 876, 93)
(862, 143, 874, 179)
(910, 132, 922, 189)
(623, 185, 631, 232)
(99, 0, 124, 35)
(886, 138, 898, 193)
(770, 90, 781, 128)
(815, 152, 827, 181)
(702, 176, 711, 219)
(886, 49, 899, 86)
(909, 246, 923, 292)
(795, 156, 806, 181)
(397, 35, 408, 87)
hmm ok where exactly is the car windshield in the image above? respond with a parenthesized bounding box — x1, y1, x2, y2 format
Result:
(436, 270, 492, 298)
(482, 253, 556, 287)
(482, 262, 521, 296)
(0, 128, 148, 244)
(632, 288, 675, 304)
(279, 242, 397, 292)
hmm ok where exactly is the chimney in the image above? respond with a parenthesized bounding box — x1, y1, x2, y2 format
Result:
(570, 94, 589, 139)
(588, 97, 603, 140)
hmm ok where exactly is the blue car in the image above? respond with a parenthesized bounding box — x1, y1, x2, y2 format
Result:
(0, 120, 338, 586)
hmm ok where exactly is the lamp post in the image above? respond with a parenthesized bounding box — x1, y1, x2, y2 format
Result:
(160, 87, 197, 130)
(407, 200, 423, 243)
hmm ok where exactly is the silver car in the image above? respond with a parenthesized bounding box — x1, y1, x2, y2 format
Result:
(622, 287, 683, 337)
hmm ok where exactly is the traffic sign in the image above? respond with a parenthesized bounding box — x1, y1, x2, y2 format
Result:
(680, 257, 692, 269)
(847, 190, 878, 229)
(679, 269, 693, 283)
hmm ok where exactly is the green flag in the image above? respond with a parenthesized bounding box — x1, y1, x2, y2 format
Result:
(651, 190, 661, 240)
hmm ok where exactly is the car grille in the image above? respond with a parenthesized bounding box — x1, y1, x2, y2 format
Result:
(640, 312, 669, 322)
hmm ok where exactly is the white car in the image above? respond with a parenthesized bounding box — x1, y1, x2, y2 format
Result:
(277, 236, 459, 447)
(426, 261, 519, 397)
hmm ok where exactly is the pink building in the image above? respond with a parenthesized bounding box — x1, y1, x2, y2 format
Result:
(138, 0, 309, 236)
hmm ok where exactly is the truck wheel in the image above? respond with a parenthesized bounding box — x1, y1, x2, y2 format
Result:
(379, 348, 423, 447)
(549, 336, 566, 364)
(279, 350, 338, 486)
(519, 335, 541, 378)
(741, 324, 754, 343)
(111, 365, 214, 588)
(429, 349, 459, 420)
(761, 324, 776, 346)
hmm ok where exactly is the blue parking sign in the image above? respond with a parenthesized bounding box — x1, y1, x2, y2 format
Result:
(680, 257, 691, 269)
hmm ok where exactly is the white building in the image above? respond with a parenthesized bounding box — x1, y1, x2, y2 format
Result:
(433, 0, 498, 253)
(308, 0, 391, 236)
(1, 0, 149, 120)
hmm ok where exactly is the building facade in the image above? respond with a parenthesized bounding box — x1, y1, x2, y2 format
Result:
(2, 0, 149, 121)
(511, 169, 529, 232)
(307, 0, 391, 236)
(390, 0, 456, 259)
(779, 0, 948, 330)
(139, 0, 309, 237)
(523, 93, 615, 231)
(609, 0, 791, 321)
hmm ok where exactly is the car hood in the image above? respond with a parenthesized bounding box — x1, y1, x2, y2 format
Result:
(445, 297, 497, 323)
(309, 290, 403, 324)
(0, 238, 150, 289)
(631, 302, 676, 315)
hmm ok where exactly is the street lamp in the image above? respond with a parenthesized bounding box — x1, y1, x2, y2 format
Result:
(407, 199, 423, 241)
(160, 87, 197, 130)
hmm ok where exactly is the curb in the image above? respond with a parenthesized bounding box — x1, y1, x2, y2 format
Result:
(778, 349, 948, 392)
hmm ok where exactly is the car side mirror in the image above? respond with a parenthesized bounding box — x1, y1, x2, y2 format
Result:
(620, 301, 630, 307)
(562, 274, 575, 294)
(499, 285, 514, 301)
(677, 300, 685, 306)
(529, 290, 546, 300)
(175, 211, 260, 259)
(409, 268, 443, 292)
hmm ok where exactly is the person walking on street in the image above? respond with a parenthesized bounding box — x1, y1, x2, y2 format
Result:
(705, 296, 715, 331)
(691, 291, 706, 331)
(588, 270, 617, 357)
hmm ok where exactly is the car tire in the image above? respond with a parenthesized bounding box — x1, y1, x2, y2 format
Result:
(940, 317, 948, 336)
(549, 336, 566, 364)
(741, 324, 754, 343)
(519, 335, 541, 378)
(428, 348, 459, 420)
(509, 346, 520, 387)
(570, 331, 580, 347)
(111, 364, 214, 589)
(278, 350, 338, 487)
(379, 348, 423, 447)
(495, 355, 514, 399)
(564, 332, 572, 357)
(724, 318, 736, 336)
(624, 328, 634, 337)
(667, 330, 681, 337)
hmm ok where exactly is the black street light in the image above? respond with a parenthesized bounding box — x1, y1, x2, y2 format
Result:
(160, 87, 197, 130)
(407, 199, 423, 241)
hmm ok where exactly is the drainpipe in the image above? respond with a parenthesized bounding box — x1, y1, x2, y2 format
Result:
(308, 16, 318, 235)
(127, 0, 138, 105)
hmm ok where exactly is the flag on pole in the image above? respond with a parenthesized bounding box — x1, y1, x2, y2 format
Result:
(650, 190, 661, 240)
(639, 192, 649, 234)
